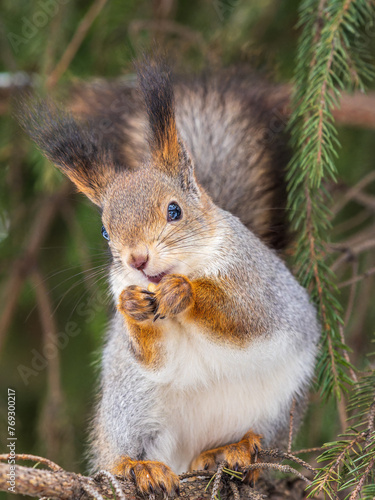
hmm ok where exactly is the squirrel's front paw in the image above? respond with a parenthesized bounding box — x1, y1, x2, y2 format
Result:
(112, 456, 180, 496)
(190, 431, 262, 486)
(154, 274, 194, 320)
(118, 286, 156, 322)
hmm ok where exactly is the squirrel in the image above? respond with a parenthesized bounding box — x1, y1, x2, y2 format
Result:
(20, 59, 320, 496)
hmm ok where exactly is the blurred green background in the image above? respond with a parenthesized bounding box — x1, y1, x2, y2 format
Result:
(0, 1, 374, 499)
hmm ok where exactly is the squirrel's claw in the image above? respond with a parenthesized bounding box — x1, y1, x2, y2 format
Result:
(112, 456, 180, 496)
(153, 274, 194, 319)
(190, 430, 262, 486)
(254, 444, 259, 463)
(118, 276, 193, 324)
(118, 286, 157, 322)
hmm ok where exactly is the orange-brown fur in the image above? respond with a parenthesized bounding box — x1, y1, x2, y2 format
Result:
(154, 119, 180, 169)
(118, 286, 156, 322)
(112, 456, 180, 495)
(118, 288, 163, 367)
(153, 274, 195, 319)
(126, 321, 164, 368)
(190, 431, 262, 485)
(118, 274, 268, 355)
(117, 276, 196, 366)
(186, 278, 268, 346)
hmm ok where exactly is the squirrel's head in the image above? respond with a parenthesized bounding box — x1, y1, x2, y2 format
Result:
(20, 60, 220, 295)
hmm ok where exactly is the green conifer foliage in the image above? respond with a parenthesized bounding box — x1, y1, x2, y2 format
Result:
(288, 0, 375, 496)
(288, 0, 374, 400)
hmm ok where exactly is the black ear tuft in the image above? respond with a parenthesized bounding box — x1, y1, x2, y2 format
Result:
(136, 57, 180, 170)
(16, 96, 118, 205)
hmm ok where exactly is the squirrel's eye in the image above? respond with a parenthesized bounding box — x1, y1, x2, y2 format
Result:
(101, 226, 110, 241)
(167, 202, 182, 222)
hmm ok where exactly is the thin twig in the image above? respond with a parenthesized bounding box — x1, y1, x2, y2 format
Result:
(180, 471, 213, 480)
(94, 470, 127, 500)
(288, 398, 296, 453)
(344, 260, 359, 328)
(317, 433, 365, 494)
(349, 252, 375, 358)
(31, 269, 74, 463)
(339, 397, 348, 433)
(329, 225, 375, 256)
(339, 324, 358, 385)
(42, 0, 68, 76)
(331, 238, 375, 272)
(229, 481, 240, 500)
(128, 19, 204, 46)
(338, 261, 358, 384)
(211, 461, 226, 500)
(32, 270, 62, 407)
(245, 488, 267, 500)
(331, 170, 375, 216)
(244, 463, 311, 484)
(348, 456, 375, 500)
(293, 447, 324, 455)
(351, 191, 375, 212)
(80, 479, 105, 500)
(61, 204, 100, 293)
(0, 270, 25, 352)
(330, 223, 375, 253)
(0, 454, 62, 471)
(332, 209, 371, 237)
(47, 0, 109, 89)
(338, 266, 375, 289)
(259, 449, 316, 473)
(0, 183, 70, 353)
(367, 400, 375, 437)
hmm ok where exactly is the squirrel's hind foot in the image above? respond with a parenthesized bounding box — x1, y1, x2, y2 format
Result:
(111, 456, 180, 496)
(190, 430, 262, 486)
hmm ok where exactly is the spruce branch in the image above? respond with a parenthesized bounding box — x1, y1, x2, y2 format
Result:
(287, 0, 375, 400)
(308, 369, 375, 499)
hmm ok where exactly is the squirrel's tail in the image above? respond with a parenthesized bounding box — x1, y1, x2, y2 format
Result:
(69, 65, 290, 250)
(174, 71, 290, 250)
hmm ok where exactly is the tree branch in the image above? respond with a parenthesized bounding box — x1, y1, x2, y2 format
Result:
(0, 452, 313, 500)
(46, 0, 109, 89)
(0, 183, 71, 353)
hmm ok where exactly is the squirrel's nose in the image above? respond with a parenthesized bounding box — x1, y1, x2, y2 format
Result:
(129, 253, 149, 271)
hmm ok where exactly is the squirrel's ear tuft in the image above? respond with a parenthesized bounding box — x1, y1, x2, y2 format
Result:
(137, 58, 199, 194)
(137, 59, 181, 171)
(17, 98, 118, 206)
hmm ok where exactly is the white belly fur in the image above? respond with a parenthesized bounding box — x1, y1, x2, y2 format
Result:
(143, 321, 314, 474)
